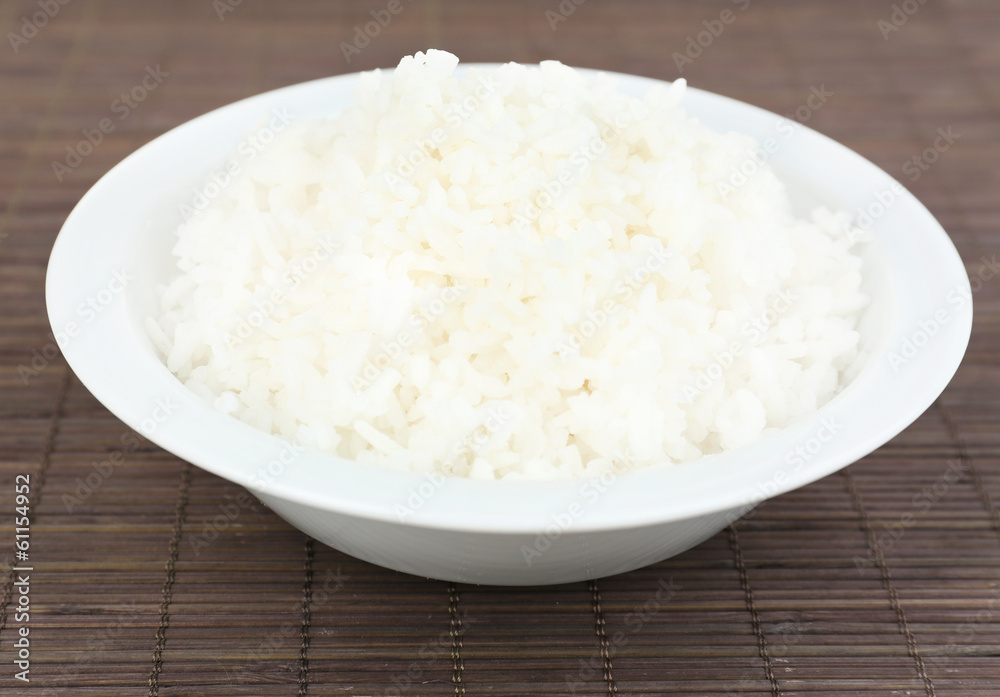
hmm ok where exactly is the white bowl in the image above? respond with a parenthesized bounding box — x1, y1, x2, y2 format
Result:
(46, 66, 972, 585)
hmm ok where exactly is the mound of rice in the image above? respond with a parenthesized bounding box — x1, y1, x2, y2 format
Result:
(147, 50, 868, 480)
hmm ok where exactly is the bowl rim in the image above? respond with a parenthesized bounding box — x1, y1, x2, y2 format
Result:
(46, 64, 974, 535)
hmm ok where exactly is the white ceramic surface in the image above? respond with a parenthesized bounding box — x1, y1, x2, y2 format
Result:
(46, 66, 973, 585)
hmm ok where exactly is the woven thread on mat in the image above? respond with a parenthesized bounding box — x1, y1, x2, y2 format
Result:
(843, 470, 936, 697)
(0, 370, 71, 641)
(936, 400, 1000, 534)
(448, 583, 466, 695)
(589, 579, 617, 696)
(298, 537, 315, 696)
(727, 525, 780, 697)
(148, 462, 193, 697)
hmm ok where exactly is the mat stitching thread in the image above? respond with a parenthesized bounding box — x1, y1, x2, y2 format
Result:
(843, 470, 936, 696)
(866, 7, 968, 693)
(298, 538, 315, 696)
(448, 583, 466, 695)
(727, 525, 780, 697)
(936, 400, 1000, 535)
(589, 579, 618, 696)
(0, 369, 71, 640)
(148, 462, 192, 697)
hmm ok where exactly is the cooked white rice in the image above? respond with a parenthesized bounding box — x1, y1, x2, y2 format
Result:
(147, 50, 868, 480)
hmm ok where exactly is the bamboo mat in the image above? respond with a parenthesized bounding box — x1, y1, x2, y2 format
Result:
(2, 0, 999, 694)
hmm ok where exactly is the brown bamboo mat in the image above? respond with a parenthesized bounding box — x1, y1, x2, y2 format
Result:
(1, 0, 999, 694)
